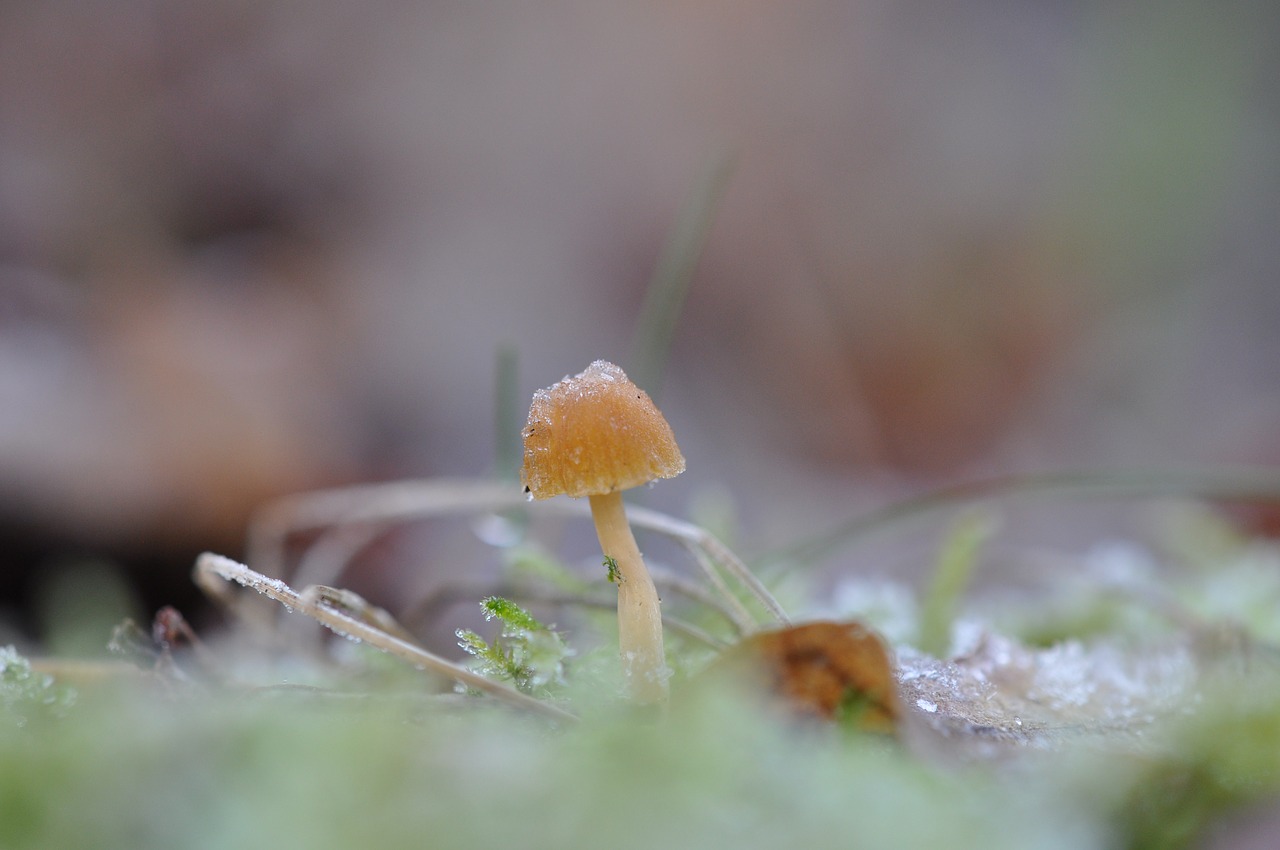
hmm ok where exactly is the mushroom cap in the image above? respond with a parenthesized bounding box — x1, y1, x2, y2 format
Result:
(521, 360, 685, 500)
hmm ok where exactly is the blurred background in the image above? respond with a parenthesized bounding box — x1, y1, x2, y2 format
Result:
(1, 0, 1278, 649)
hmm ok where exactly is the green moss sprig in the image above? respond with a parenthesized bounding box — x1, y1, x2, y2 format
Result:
(457, 597, 573, 697)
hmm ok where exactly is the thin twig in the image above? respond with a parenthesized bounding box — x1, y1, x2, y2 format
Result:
(626, 504, 791, 626)
(247, 479, 519, 578)
(300, 585, 422, 645)
(646, 564, 753, 634)
(195, 552, 577, 723)
(246, 478, 790, 629)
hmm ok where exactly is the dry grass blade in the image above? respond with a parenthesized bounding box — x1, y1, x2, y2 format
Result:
(194, 552, 578, 723)
(626, 504, 791, 627)
(246, 478, 789, 631)
(763, 468, 1280, 570)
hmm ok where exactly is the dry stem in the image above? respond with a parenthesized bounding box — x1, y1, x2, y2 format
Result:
(194, 552, 577, 724)
(247, 478, 788, 631)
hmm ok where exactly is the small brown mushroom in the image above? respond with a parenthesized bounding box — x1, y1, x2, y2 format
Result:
(521, 360, 685, 703)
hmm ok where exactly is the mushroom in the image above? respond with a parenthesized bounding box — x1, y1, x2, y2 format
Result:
(520, 360, 685, 703)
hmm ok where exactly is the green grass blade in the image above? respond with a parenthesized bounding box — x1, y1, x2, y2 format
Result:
(628, 153, 735, 399)
(493, 345, 521, 480)
(916, 512, 996, 657)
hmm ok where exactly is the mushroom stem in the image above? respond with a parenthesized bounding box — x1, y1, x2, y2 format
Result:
(588, 491, 669, 703)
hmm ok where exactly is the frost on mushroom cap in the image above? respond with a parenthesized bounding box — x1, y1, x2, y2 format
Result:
(520, 360, 685, 500)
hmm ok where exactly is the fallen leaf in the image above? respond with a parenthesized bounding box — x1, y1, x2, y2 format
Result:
(710, 621, 900, 734)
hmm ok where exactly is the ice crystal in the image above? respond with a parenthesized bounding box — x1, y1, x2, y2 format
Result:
(0, 647, 76, 726)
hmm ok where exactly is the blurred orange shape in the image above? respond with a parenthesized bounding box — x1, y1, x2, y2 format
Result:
(712, 621, 900, 734)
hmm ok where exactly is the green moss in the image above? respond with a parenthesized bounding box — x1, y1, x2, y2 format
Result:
(0, 679, 1096, 850)
(1081, 672, 1280, 849)
(458, 598, 572, 696)
(481, 596, 546, 633)
(0, 648, 76, 726)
